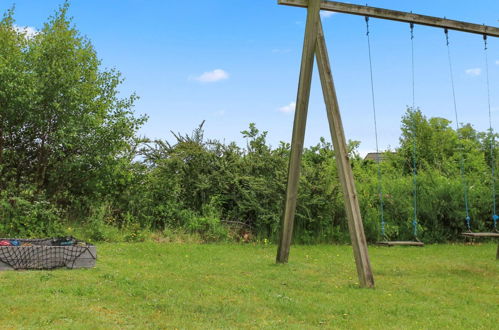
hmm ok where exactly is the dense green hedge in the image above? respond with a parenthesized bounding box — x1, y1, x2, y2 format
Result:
(123, 115, 498, 244)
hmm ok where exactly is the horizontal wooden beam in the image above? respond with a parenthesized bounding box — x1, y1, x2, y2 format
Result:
(278, 0, 499, 38)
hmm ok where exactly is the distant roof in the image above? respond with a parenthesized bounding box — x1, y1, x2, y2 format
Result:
(364, 152, 392, 162)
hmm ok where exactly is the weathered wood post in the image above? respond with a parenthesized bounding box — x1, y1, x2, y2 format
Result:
(276, 0, 321, 263)
(315, 20, 374, 288)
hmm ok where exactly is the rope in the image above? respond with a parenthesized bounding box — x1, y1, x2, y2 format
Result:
(410, 23, 416, 109)
(365, 17, 386, 238)
(410, 23, 418, 238)
(445, 29, 471, 231)
(483, 35, 498, 231)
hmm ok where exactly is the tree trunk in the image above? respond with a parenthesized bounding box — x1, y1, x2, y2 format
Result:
(37, 134, 47, 189)
(0, 126, 4, 166)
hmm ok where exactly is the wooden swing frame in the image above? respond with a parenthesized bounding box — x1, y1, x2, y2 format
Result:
(277, 0, 499, 288)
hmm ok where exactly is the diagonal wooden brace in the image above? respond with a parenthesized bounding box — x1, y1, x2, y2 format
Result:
(315, 20, 375, 288)
(276, 0, 321, 264)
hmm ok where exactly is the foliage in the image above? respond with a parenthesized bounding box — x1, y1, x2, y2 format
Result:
(0, 187, 65, 237)
(0, 4, 145, 236)
(131, 110, 499, 244)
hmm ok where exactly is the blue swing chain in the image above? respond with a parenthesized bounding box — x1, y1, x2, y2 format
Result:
(410, 23, 419, 238)
(445, 29, 471, 231)
(365, 17, 386, 238)
(483, 35, 499, 231)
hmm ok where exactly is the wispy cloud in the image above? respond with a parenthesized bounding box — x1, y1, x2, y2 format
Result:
(13, 25, 38, 38)
(192, 69, 229, 83)
(272, 48, 291, 54)
(320, 11, 336, 19)
(465, 68, 481, 76)
(279, 102, 296, 114)
(496, 60, 499, 65)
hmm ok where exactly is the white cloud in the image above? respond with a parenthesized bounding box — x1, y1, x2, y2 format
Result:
(496, 60, 499, 65)
(465, 68, 481, 76)
(13, 25, 39, 38)
(193, 69, 229, 83)
(320, 11, 336, 19)
(279, 102, 296, 113)
(214, 110, 225, 116)
(272, 48, 291, 54)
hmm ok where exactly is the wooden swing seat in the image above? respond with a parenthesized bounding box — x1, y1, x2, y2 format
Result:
(461, 232, 499, 238)
(461, 232, 499, 260)
(376, 241, 424, 247)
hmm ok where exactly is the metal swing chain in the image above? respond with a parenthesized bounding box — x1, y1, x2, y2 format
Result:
(365, 16, 386, 238)
(410, 23, 419, 238)
(483, 35, 499, 231)
(445, 29, 472, 231)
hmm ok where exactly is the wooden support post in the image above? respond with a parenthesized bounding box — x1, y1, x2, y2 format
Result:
(315, 20, 374, 288)
(276, 0, 321, 263)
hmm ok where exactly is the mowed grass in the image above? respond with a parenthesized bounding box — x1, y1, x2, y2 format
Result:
(0, 243, 498, 329)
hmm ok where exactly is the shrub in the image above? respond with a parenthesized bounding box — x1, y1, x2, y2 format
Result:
(0, 190, 65, 238)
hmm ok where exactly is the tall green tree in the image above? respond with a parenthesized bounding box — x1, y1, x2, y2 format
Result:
(0, 4, 145, 215)
(0, 8, 34, 188)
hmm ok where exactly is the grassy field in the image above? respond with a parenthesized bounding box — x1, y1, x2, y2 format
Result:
(0, 242, 498, 329)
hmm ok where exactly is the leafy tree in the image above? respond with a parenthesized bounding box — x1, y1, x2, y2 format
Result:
(0, 8, 34, 188)
(0, 4, 145, 235)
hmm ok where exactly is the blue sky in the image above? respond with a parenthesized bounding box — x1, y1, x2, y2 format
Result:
(2, 0, 499, 155)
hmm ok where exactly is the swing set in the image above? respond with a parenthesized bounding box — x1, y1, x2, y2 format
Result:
(276, 0, 499, 288)
(367, 12, 499, 247)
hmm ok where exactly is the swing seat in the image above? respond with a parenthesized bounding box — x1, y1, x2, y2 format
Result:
(461, 232, 499, 238)
(376, 241, 424, 247)
(461, 232, 499, 260)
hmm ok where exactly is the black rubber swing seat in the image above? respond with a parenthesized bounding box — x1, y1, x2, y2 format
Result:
(461, 232, 499, 238)
(376, 241, 425, 247)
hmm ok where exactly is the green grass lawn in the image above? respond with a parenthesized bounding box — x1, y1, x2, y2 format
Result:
(0, 242, 498, 329)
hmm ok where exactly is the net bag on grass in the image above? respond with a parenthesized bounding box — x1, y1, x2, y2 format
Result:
(0, 237, 96, 270)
